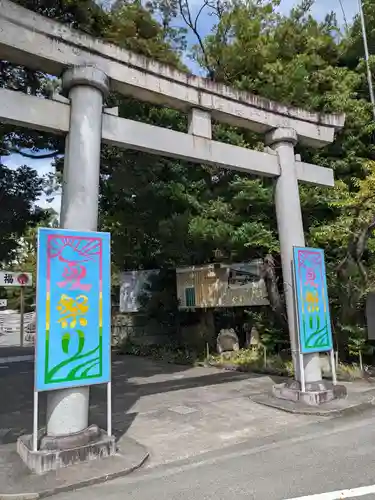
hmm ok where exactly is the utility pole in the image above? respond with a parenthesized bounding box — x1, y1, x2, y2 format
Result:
(358, 0, 375, 120)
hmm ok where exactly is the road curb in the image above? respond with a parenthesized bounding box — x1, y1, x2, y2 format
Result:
(0, 438, 149, 500)
(250, 393, 375, 417)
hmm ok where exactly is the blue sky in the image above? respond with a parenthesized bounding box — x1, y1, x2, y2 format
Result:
(187, 0, 358, 38)
(1, 0, 360, 215)
(184, 0, 359, 72)
(284, 0, 357, 23)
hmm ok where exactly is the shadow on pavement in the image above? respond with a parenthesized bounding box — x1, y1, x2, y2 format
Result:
(92, 354, 263, 440)
(0, 353, 263, 444)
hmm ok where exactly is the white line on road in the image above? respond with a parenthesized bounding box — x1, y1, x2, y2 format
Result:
(0, 355, 33, 364)
(285, 484, 375, 499)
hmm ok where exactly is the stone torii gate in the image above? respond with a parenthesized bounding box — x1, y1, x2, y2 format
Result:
(0, 0, 345, 468)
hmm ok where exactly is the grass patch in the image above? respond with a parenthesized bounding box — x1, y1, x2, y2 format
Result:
(210, 349, 372, 381)
(336, 362, 366, 381)
(208, 348, 294, 377)
(118, 340, 373, 382)
(118, 339, 199, 365)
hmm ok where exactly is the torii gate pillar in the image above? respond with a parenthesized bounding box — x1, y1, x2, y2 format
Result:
(266, 128, 322, 387)
(46, 66, 109, 438)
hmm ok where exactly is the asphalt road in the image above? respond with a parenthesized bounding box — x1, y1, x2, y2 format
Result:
(54, 408, 375, 500)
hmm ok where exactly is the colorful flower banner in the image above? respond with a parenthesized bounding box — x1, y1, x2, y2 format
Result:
(293, 247, 333, 354)
(35, 228, 111, 391)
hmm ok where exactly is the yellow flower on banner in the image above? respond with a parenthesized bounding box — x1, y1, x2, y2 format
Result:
(56, 294, 89, 328)
(305, 289, 319, 313)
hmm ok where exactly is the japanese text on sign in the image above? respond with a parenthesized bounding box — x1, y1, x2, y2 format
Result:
(0, 271, 32, 287)
(293, 247, 333, 354)
(35, 228, 111, 391)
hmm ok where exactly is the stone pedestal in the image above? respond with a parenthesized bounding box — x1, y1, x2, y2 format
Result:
(1, 435, 148, 498)
(272, 379, 347, 406)
(17, 425, 116, 475)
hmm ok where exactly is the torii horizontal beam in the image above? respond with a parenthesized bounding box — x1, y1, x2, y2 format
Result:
(0, 0, 344, 148)
(0, 88, 333, 186)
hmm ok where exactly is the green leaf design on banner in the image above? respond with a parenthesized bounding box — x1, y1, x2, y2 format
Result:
(61, 333, 70, 354)
(67, 357, 100, 380)
(46, 344, 100, 383)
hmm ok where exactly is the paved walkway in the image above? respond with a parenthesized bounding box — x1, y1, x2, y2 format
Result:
(0, 355, 327, 466)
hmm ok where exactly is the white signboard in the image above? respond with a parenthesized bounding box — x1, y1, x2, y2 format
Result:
(119, 270, 159, 313)
(0, 271, 32, 287)
(176, 261, 269, 309)
(0, 299, 7, 307)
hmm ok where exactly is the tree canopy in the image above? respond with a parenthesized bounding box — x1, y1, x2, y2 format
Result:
(1, 0, 375, 356)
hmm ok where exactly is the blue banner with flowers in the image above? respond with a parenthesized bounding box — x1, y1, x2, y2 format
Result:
(293, 247, 333, 354)
(35, 228, 111, 391)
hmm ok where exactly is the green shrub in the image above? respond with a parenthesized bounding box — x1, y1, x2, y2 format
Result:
(209, 348, 294, 377)
(336, 362, 365, 381)
(119, 338, 198, 365)
(210, 348, 368, 381)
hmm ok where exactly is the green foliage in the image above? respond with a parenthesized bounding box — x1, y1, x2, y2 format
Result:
(310, 163, 375, 331)
(2, 0, 375, 361)
(1, 209, 58, 311)
(243, 308, 287, 352)
(210, 348, 369, 381)
(119, 339, 198, 365)
(336, 362, 365, 381)
(209, 348, 295, 377)
(12, 0, 111, 36)
(0, 164, 45, 265)
(341, 324, 373, 363)
(348, 334, 367, 359)
(137, 270, 180, 326)
(107, 1, 186, 66)
(173, 0, 375, 348)
(0, 0, 185, 269)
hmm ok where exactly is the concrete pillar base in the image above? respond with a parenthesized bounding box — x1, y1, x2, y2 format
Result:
(272, 379, 347, 406)
(39, 424, 101, 451)
(17, 425, 116, 475)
